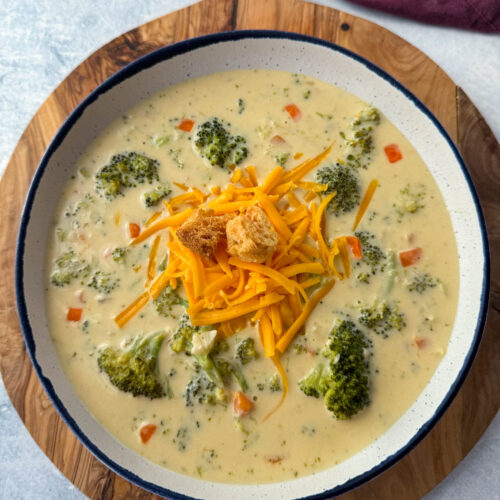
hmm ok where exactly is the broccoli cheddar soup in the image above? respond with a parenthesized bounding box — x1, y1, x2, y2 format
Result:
(45, 69, 458, 483)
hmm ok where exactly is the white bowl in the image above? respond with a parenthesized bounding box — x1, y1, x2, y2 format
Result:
(15, 31, 489, 499)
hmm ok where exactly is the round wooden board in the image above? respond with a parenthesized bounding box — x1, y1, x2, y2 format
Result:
(1, 0, 499, 498)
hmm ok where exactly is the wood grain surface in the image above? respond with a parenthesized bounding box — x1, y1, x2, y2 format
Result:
(0, 0, 498, 499)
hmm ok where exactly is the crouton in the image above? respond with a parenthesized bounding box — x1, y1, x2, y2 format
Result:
(177, 207, 232, 259)
(226, 206, 278, 263)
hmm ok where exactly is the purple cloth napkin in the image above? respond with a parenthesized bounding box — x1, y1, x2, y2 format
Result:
(348, 0, 500, 32)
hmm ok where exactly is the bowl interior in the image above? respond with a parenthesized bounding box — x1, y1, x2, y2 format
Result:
(16, 32, 488, 500)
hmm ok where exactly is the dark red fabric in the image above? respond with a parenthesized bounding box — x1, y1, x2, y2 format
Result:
(348, 0, 500, 32)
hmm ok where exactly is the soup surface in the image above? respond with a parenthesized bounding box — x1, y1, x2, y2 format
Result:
(45, 69, 458, 484)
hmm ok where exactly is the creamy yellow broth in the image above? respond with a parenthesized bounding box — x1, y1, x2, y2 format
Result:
(45, 69, 458, 483)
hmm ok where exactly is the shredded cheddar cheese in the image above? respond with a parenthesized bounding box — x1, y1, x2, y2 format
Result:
(113, 144, 378, 416)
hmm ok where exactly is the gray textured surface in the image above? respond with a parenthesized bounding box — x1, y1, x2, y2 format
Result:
(0, 1, 498, 499)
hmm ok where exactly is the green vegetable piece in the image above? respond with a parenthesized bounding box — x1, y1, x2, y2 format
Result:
(170, 314, 224, 388)
(154, 285, 188, 318)
(87, 270, 120, 294)
(152, 135, 170, 147)
(194, 118, 248, 170)
(354, 231, 386, 284)
(406, 272, 437, 294)
(269, 373, 281, 392)
(144, 183, 172, 207)
(97, 332, 166, 399)
(274, 153, 290, 167)
(315, 163, 361, 216)
(236, 337, 259, 365)
(112, 247, 128, 264)
(299, 320, 371, 420)
(95, 152, 160, 200)
(237, 98, 246, 114)
(183, 372, 227, 407)
(395, 184, 426, 215)
(50, 250, 90, 287)
(359, 301, 406, 337)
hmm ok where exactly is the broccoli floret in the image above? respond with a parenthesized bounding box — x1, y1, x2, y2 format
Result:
(87, 270, 120, 294)
(359, 301, 406, 337)
(194, 118, 248, 170)
(299, 320, 371, 420)
(341, 107, 380, 170)
(236, 338, 259, 365)
(170, 314, 225, 387)
(215, 358, 249, 392)
(298, 364, 329, 398)
(315, 164, 361, 216)
(143, 182, 172, 207)
(184, 372, 227, 407)
(50, 250, 91, 287)
(406, 272, 437, 294)
(95, 152, 160, 200)
(170, 314, 212, 353)
(395, 184, 426, 215)
(354, 231, 386, 284)
(154, 286, 187, 318)
(269, 373, 282, 392)
(112, 247, 128, 264)
(274, 153, 290, 167)
(237, 98, 246, 114)
(97, 332, 166, 399)
(353, 107, 380, 127)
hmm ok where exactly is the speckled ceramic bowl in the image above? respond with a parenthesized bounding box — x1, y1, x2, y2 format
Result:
(15, 31, 489, 499)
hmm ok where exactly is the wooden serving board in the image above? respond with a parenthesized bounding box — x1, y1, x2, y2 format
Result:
(1, 1, 498, 498)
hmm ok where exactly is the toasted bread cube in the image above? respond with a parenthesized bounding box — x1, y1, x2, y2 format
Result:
(177, 208, 231, 259)
(226, 206, 278, 263)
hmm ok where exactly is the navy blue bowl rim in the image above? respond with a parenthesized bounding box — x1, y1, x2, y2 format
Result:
(15, 29, 490, 500)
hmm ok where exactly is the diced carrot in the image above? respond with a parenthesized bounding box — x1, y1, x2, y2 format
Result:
(384, 143, 403, 163)
(284, 104, 302, 122)
(233, 391, 254, 417)
(139, 423, 157, 444)
(399, 247, 422, 267)
(413, 336, 428, 349)
(129, 222, 141, 238)
(346, 236, 362, 259)
(67, 307, 82, 322)
(271, 135, 286, 145)
(178, 119, 194, 132)
(294, 152, 303, 160)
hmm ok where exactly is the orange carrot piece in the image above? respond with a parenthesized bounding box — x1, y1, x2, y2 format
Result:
(271, 135, 286, 145)
(139, 423, 157, 444)
(353, 179, 378, 231)
(384, 143, 403, 163)
(413, 335, 428, 349)
(67, 307, 82, 322)
(346, 235, 362, 259)
(129, 222, 141, 238)
(178, 119, 194, 132)
(399, 247, 423, 267)
(284, 103, 302, 122)
(233, 391, 254, 417)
